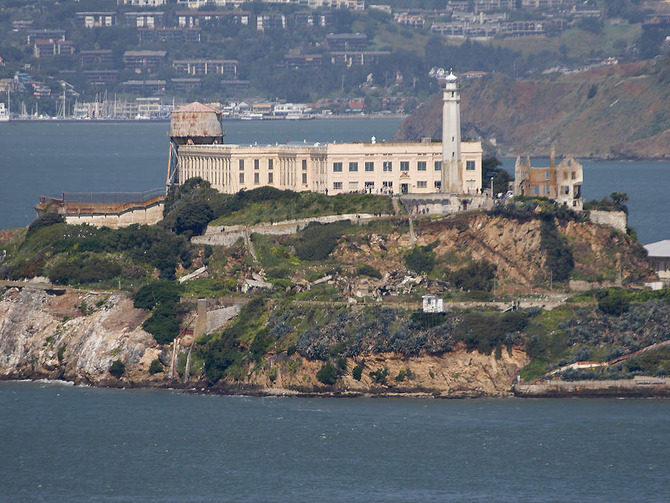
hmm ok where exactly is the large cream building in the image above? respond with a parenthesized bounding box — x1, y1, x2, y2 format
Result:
(167, 73, 483, 197)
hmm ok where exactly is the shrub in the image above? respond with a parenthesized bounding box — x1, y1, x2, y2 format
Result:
(109, 359, 125, 378)
(149, 358, 164, 375)
(134, 281, 182, 310)
(249, 328, 274, 362)
(143, 304, 182, 345)
(540, 218, 573, 282)
(357, 264, 382, 279)
(404, 246, 435, 274)
(49, 255, 122, 285)
(369, 367, 389, 385)
(295, 221, 351, 261)
(174, 201, 214, 237)
(598, 289, 630, 316)
(316, 362, 338, 385)
(449, 260, 496, 292)
(352, 364, 363, 381)
(28, 213, 65, 235)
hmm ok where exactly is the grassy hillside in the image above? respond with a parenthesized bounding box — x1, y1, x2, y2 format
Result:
(396, 58, 670, 159)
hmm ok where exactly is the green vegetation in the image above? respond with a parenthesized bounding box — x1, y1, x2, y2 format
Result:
(404, 241, 438, 274)
(295, 221, 351, 262)
(482, 157, 512, 196)
(316, 362, 339, 385)
(210, 188, 393, 227)
(540, 218, 574, 283)
(370, 367, 389, 385)
(197, 297, 269, 383)
(109, 360, 126, 378)
(448, 261, 496, 292)
(356, 264, 382, 279)
(454, 311, 531, 356)
(134, 281, 185, 345)
(352, 364, 363, 381)
(149, 359, 164, 375)
(583, 192, 629, 214)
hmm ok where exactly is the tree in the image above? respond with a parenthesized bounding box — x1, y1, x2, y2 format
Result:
(109, 359, 126, 378)
(28, 213, 65, 234)
(610, 192, 629, 214)
(405, 246, 435, 274)
(174, 200, 213, 237)
(316, 362, 338, 385)
(482, 157, 512, 195)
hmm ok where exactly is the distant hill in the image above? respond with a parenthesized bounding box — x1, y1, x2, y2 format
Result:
(395, 59, 670, 160)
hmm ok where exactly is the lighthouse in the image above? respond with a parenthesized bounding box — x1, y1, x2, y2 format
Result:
(442, 72, 462, 194)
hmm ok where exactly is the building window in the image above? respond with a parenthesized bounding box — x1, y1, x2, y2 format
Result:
(333, 162, 342, 172)
(417, 181, 427, 188)
(466, 160, 475, 171)
(435, 161, 441, 171)
(383, 161, 392, 172)
(239, 173, 244, 184)
(254, 159, 259, 170)
(365, 161, 374, 172)
(545, 185, 550, 195)
(302, 159, 307, 170)
(545, 170, 550, 180)
(534, 185, 539, 195)
(365, 181, 374, 189)
(333, 182, 342, 190)
(571, 171, 576, 180)
(383, 181, 393, 188)
(239, 159, 244, 170)
(254, 172, 259, 184)
(349, 181, 358, 191)
(268, 172, 273, 184)
(563, 185, 569, 195)
(417, 161, 426, 171)
(302, 173, 307, 184)
(269, 159, 273, 170)
(400, 161, 409, 172)
(434, 181, 441, 189)
(349, 162, 358, 172)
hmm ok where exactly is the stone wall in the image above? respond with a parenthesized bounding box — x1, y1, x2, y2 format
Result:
(588, 210, 627, 233)
(64, 202, 164, 229)
(513, 377, 670, 398)
(192, 213, 375, 246)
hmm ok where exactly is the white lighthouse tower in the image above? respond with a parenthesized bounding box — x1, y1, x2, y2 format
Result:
(442, 71, 462, 194)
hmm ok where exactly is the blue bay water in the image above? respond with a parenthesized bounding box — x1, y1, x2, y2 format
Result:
(2, 123, 670, 501)
(1, 381, 669, 502)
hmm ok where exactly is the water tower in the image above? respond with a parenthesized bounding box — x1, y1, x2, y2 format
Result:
(166, 102, 224, 187)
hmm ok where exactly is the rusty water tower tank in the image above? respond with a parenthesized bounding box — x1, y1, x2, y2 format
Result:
(170, 101, 224, 145)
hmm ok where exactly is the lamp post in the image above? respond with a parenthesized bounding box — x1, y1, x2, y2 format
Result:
(490, 177, 494, 199)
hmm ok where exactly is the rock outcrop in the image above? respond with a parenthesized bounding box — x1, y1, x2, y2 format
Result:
(0, 285, 526, 397)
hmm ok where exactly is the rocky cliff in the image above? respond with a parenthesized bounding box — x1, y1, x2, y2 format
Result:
(0, 285, 526, 397)
(396, 61, 670, 160)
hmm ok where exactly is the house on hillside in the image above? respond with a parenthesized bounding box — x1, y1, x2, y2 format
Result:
(644, 240, 670, 285)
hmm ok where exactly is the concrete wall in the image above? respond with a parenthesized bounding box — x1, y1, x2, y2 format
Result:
(192, 213, 375, 246)
(64, 202, 164, 229)
(588, 210, 627, 233)
(514, 376, 670, 398)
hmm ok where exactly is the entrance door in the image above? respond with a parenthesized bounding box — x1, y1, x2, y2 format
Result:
(401, 183, 409, 194)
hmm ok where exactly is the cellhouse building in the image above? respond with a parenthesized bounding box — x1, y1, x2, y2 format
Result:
(166, 72, 483, 204)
